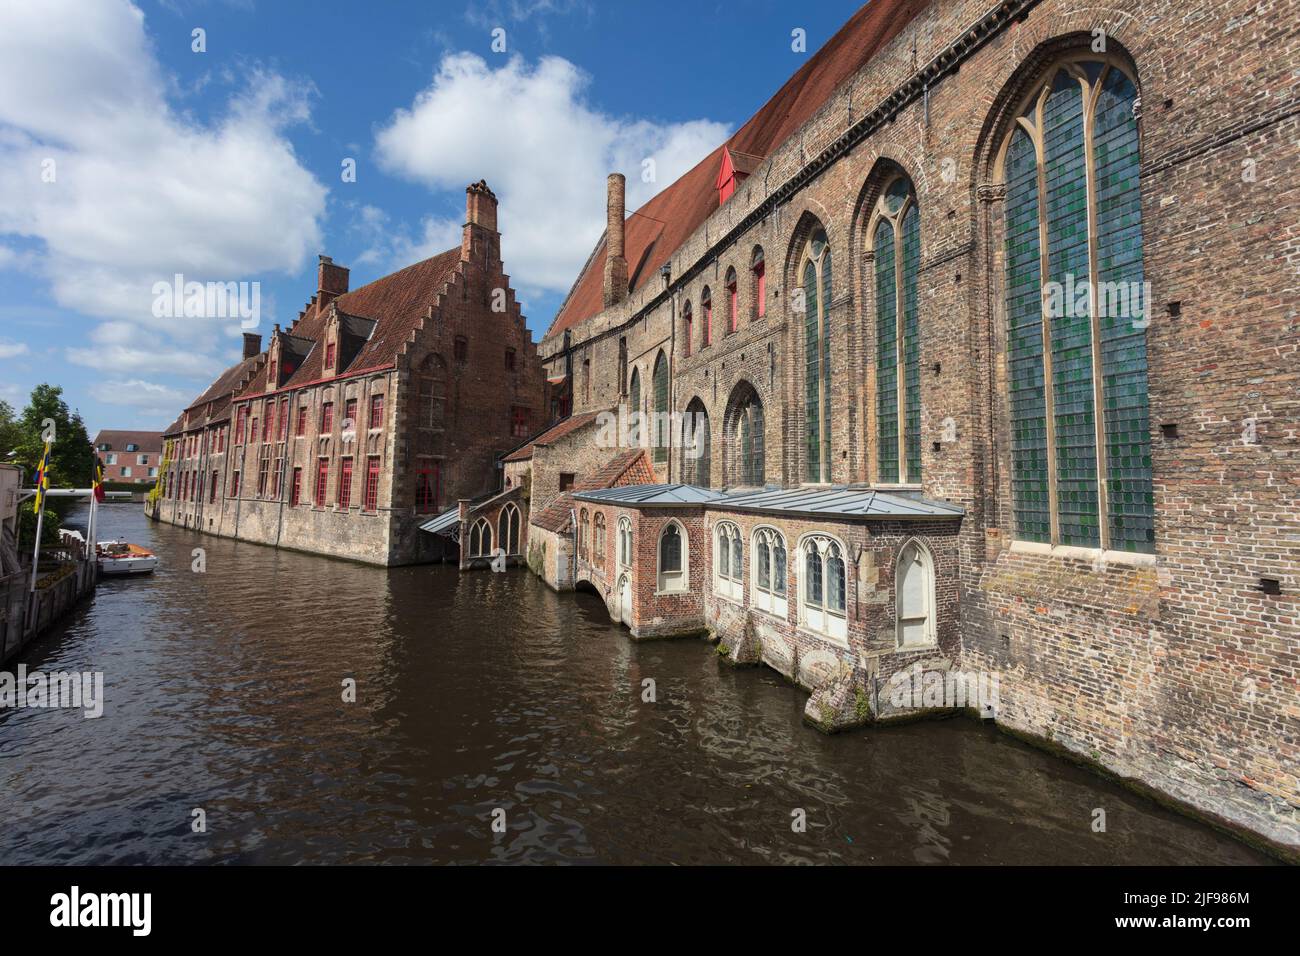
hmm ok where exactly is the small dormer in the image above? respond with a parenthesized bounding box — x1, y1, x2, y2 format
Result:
(322, 302, 377, 378)
(715, 147, 763, 205)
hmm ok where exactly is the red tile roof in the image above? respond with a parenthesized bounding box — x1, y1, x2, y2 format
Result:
(530, 448, 651, 532)
(235, 247, 464, 400)
(92, 429, 163, 452)
(546, 0, 925, 338)
(501, 410, 603, 462)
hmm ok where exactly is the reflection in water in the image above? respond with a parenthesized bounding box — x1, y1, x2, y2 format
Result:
(0, 505, 1272, 865)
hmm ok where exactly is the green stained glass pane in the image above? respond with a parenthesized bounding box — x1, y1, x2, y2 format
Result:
(652, 352, 668, 463)
(1004, 127, 1050, 543)
(1094, 69, 1154, 552)
(902, 203, 921, 484)
(804, 260, 820, 481)
(1044, 73, 1100, 548)
(875, 220, 898, 482)
(821, 249, 833, 472)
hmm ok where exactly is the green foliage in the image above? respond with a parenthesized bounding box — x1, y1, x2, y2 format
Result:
(10, 384, 96, 546)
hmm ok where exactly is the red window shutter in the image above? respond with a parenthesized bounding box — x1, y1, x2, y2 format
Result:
(364, 456, 381, 511)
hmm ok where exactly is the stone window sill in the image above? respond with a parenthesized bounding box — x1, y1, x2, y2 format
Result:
(1009, 539, 1157, 568)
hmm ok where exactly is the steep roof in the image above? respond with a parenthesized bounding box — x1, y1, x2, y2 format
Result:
(546, 0, 926, 339)
(187, 354, 262, 413)
(236, 247, 464, 399)
(92, 429, 163, 452)
(501, 410, 602, 462)
(530, 448, 652, 533)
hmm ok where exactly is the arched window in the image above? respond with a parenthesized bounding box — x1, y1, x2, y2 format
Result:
(727, 382, 765, 487)
(628, 367, 641, 446)
(896, 539, 936, 648)
(800, 534, 847, 642)
(1001, 57, 1153, 553)
(871, 173, 921, 484)
(618, 516, 632, 568)
(652, 351, 669, 464)
(498, 503, 520, 555)
(468, 517, 492, 558)
(714, 520, 743, 600)
(751, 246, 766, 319)
(701, 286, 713, 346)
(682, 300, 693, 358)
(593, 512, 606, 569)
(682, 397, 710, 487)
(752, 526, 788, 616)
(578, 508, 590, 561)
(657, 522, 686, 592)
(800, 228, 833, 482)
(725, 267, 738, 333)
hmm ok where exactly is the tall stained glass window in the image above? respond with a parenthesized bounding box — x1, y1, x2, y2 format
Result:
(1002, 57, 1153, 553)
(801, 228, 833, 482)
(871, 174, 921, 483)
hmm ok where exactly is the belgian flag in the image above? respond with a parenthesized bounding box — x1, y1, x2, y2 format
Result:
(93, 458, 105, 503)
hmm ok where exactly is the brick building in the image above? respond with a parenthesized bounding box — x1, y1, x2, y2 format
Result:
(92, 430, 163, 484)
(515, 0, 1299, 854)
(151, 181, 548, 565)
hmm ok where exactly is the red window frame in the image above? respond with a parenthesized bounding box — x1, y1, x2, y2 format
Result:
(272, 458, 282, 499)
(511, 405, 530, 438)
(337, 456, 353, 509)
(278, 398, 289, 440)
(231, 470, 240, 498)
(753, 259, 766, 317)
(415, 462, 439, 513)
(290, 467, 302, 506)
(314, 458, 329, 507)
(262, 400, 272, 442)
(297, 405, 308, 436)
(321, 402, 334, 434)
(344, 398, 358, 430)
(369, 393, 384, 430)
(325, 341, 336, 369)
(236, 406, 247, 444)
(364, 456, 381, 511)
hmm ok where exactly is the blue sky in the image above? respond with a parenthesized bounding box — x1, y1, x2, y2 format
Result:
(0, 0, 865, 435)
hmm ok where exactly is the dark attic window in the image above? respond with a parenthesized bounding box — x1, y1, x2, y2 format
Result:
(455, 337, 468, 363)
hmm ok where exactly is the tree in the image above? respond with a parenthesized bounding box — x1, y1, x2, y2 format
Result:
(12, 384, 96, 546)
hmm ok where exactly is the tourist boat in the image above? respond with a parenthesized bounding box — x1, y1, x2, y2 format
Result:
(96, 539, 159, 576)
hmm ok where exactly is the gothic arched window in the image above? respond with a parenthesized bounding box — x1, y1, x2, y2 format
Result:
(800, 228, 833, 482)
(498, 502, 520, 555)
(1001, 57, 1153, 552)
(800, 533, 847, 642)
(652, 351, 669, 464)
(658, 522, 686, 592)
(752, 526, 787, 616)
(682, 398, 710, 487)
(896, 539, 936, 648)
(871, 174, 921, 484)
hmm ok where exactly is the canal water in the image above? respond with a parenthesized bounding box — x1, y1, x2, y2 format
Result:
(0, 503, 1271, 864)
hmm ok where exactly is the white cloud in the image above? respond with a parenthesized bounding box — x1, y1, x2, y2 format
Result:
(0, 340, 29, 359)
(374, 52, 728, 294)
(89, 378, 191, 409)
(0, 0, 326, 356)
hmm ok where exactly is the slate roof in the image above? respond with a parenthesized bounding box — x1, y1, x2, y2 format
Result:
(716, 485, 965, 520)
(418, 506, 460, 536)
(572, 483, 729, 506)
(546, 0, 925, 338)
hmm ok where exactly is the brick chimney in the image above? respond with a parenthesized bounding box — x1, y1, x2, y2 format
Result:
(602, 173, 628, 308)
(462, 180, 499, 264)
(242, 332, 262, 359)
(317, 255, 350, 309)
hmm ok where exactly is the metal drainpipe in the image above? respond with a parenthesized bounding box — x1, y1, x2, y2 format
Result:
(569, 507, 578, 585)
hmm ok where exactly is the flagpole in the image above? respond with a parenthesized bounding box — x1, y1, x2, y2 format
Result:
(29, 491, 46, 594)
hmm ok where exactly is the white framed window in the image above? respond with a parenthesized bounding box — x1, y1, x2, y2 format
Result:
(137, 454, 148, 465)
(106, 454, 117, 465)
(714, 520, 743, 601)
(617, 516, 632, 568)
(148, 467, 158, 477)
(121, 466, 132, 478)
(657, 521, 687, 593)
(896, 538, 937, 649)
(799, 533, 847, 643)
(752, 526, 788, 618)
